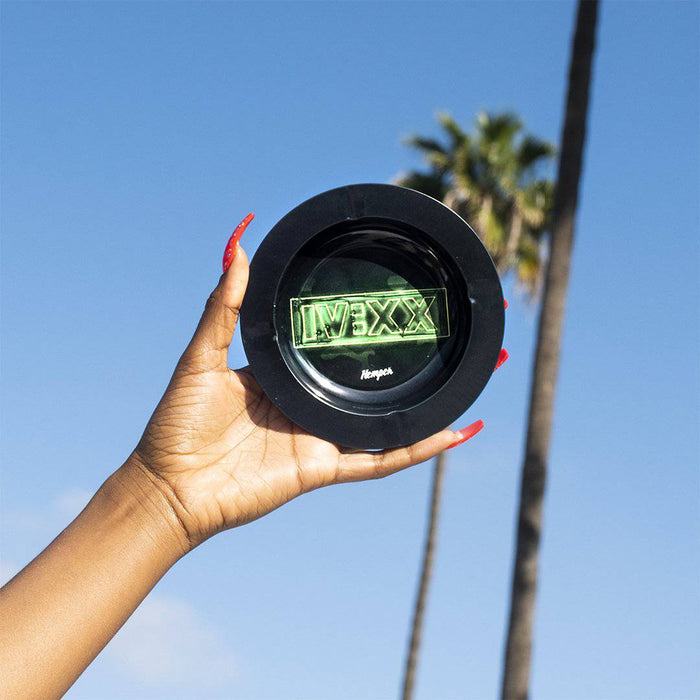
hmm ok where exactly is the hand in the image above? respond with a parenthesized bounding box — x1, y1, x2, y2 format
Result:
(129, 217, 482, 551)
(0, 216, 486, 700)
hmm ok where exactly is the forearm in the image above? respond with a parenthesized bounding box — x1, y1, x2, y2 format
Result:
(0, 458, 189, 699)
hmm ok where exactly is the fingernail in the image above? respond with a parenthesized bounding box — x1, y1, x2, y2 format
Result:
(504, 298, 508, 309)
(223, 212, 255, 272)
(494, 348, 509, 370)
(448, 419, 484, 449)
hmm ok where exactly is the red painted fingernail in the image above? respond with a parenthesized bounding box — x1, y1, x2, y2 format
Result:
(504, 298, 508, 309)
(494, 348, 509, 370)
(448, 419, 484, 449)
(222, 212, 255, 273)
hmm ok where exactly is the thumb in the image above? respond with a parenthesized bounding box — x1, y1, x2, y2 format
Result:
(180, 215, 253, 372)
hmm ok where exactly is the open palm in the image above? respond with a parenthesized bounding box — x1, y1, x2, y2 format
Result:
(133, 246, 462, 548)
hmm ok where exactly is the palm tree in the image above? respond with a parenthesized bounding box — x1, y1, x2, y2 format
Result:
(501, 2, 599, 698)
(399, 111, 554, 292)
(397, 114, 555, 700)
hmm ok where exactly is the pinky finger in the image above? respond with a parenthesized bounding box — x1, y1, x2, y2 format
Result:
(334, 426, 471, 484)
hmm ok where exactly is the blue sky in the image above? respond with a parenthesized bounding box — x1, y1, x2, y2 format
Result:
(1, 2, 698, 698)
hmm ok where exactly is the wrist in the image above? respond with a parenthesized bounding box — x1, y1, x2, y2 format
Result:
(103, 456, 193, 561)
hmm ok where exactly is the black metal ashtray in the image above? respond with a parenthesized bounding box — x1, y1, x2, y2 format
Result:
(240, 184, 504, 449)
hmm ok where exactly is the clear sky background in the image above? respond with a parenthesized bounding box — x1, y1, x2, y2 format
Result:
(1, 2, 698, 699)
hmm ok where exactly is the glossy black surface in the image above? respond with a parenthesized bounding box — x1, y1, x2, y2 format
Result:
(275, 224, 469, 412)
(240, 184, 504, 449)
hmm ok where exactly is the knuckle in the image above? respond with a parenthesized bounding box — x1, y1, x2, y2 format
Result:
(205, 290, 222, 310)
(374, 454, 390, 479)
(206, 291, 240, 319)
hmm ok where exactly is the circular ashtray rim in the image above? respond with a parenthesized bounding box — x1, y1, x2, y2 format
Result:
(240, 183, 504, 449)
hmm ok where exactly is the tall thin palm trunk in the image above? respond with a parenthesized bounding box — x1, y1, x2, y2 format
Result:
(401, 452, 446, 700)
(501, 2, 599, 698)
(480, 194, 494, 246)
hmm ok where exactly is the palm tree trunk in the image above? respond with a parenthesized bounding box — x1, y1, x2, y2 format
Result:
(501, 209, 523, 274)
(480, 194, 493, 240)
(501, 2, 599, 699)
(443, 188, 460, 212)
(401, 452, 446, 700)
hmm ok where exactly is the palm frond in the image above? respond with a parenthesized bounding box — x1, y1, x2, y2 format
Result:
(436, 112, 468, 146)
(477, 111, 523, 147)
(515, 233, 545, 295)
(517, 180, 554, 228)
(394, 171, 448, 202)
(517, 136, 556, 173)
(453, 144, 480, 198)
(403, 136, 448, 156)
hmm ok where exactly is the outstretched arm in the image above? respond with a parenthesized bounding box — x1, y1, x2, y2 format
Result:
(0, 459, 187, 699)
(0, 219, 480, 699)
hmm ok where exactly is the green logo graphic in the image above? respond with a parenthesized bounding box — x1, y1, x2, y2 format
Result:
(290, 288, 450, 349)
